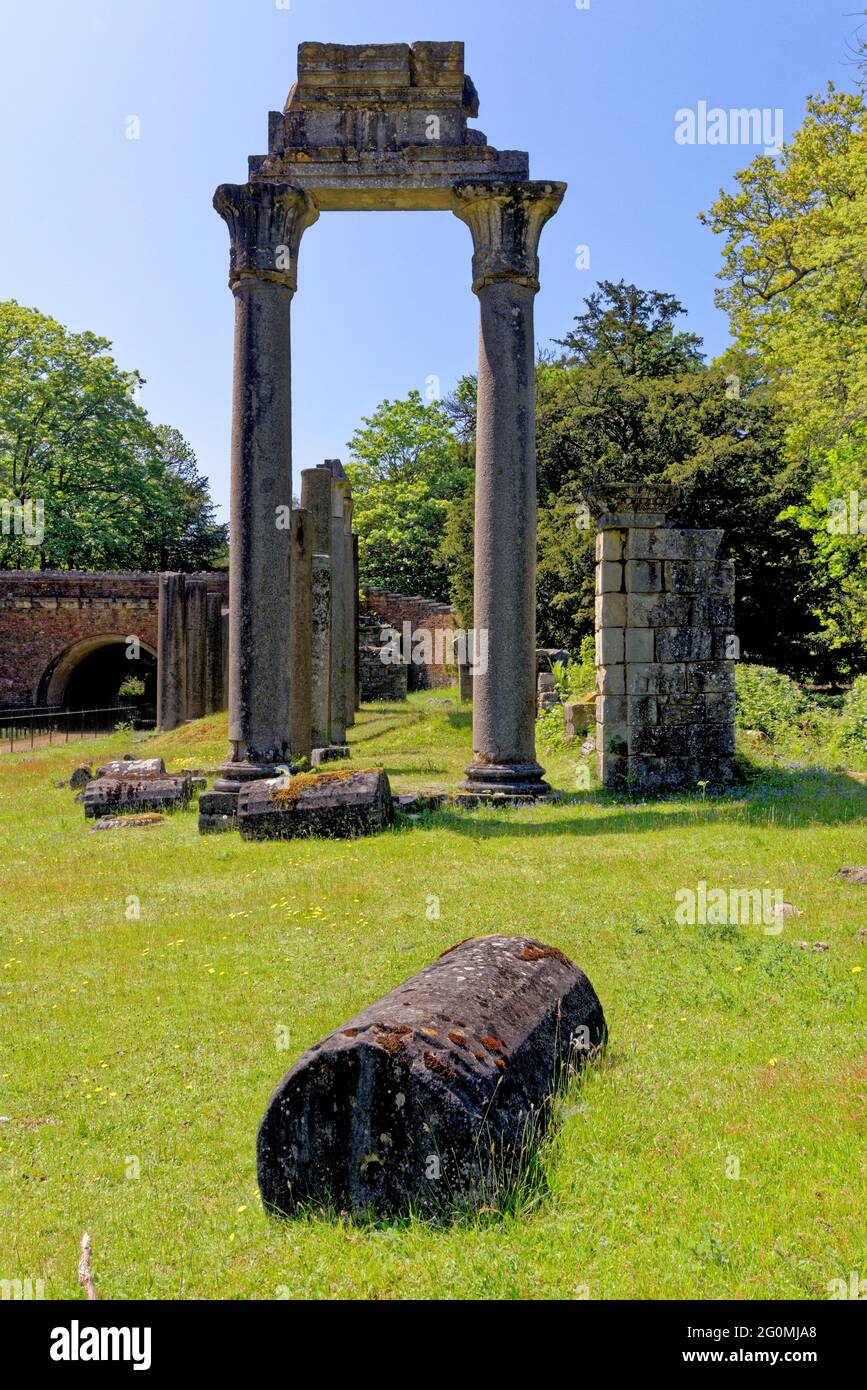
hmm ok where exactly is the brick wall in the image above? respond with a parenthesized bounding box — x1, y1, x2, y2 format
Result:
(0, 571, 228, 708)
(360, 588, 458, 690)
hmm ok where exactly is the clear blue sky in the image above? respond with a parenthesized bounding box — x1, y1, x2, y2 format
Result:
(0, 0, 859, 520)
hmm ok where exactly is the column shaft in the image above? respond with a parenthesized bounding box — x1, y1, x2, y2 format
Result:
(227, 280, 294, 762)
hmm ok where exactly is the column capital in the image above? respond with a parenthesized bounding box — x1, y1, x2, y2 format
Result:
(452, 180, 566, 293)
(213, 182, 320, 292)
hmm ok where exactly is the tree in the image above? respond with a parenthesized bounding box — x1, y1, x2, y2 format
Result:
(701, 77, 867, 675)
(345, 389, 472, 600)
(0, 301, 226, 571)
(556, 280, 704, 379)
(531, 282, 831, 673)
(700, 83, 867, 464)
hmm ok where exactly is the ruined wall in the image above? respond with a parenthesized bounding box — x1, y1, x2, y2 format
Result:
(0, 571, 228, 709)
(591, 487, 737, 793)
(360, 588, 457, 689)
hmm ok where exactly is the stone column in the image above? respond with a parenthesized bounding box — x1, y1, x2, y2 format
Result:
(289, 507, 313, 761)
(327, 463, 351, 754)
(343, 491, 356, 731)
(157, 572, 187, 731)
(352, 533, 360, 713)
(184, 576, 209, 721)
(204, 592, 225, 715)
(300, 466, 333, 751)
(210, 181, 319, 804)
(452, 181, 565, 798)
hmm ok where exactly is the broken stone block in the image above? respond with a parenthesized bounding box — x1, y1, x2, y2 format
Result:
(91, 814, 164, 832)
(563, 698, 595, 740)
(83, 772, 193, 818)
(257, 934, 606, 1219)
(311, 745, 351, 766)
(237, 768, 394, 841)
(836, 867, 867, 885)
(95, 758, 166, 779)
(69, 765, 93, 791)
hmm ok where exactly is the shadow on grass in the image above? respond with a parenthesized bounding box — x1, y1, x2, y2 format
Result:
(410, 764, 867, 837)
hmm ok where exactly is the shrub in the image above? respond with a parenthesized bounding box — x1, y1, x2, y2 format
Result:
(735, 664, 807, 739)
(838, 675, 867, 752)
(551, 636, 596, 700)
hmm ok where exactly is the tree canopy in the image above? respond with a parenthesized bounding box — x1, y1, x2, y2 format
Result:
(0, 301, 226, 572)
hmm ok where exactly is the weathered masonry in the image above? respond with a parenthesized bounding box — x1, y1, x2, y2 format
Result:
(590, 486, 737, 792)
(211, 41, 564, 804)
(0, 571, 226, 716)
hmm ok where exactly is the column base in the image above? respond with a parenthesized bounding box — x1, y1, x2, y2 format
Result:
(199, 761, 283, 833)
(457, 761, 551, 802)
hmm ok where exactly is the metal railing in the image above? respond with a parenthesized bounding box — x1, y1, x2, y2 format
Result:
(0, 704, 156, 753)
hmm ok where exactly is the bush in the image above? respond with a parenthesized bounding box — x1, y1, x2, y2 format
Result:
(551, 636, 596, 700)
(735, 664, 807, 739)
(838, 675, 867, 752)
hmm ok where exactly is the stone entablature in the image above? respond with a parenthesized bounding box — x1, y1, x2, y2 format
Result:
(251, 42, 529, 209)
(587, 486, 737, 793)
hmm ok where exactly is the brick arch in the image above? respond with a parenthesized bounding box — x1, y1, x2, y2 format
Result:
(37, 633, 158, 707)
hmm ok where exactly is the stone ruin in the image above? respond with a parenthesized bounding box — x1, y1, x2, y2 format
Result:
(157, 574, 227, 730)
(589, 485, 737, 793)
(198, 40, 607, 1222)
(257, 934, 606, 1218)
(207, 40, 564, 817)
(198, 458, 361, 831)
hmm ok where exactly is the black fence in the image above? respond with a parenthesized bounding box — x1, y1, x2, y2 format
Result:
(0, 704, 156, 753)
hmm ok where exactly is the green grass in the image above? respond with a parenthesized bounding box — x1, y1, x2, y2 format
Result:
(1, 690, 865, 1300)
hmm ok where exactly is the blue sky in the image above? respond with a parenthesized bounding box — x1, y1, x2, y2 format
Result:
(0, 0, 859, 519)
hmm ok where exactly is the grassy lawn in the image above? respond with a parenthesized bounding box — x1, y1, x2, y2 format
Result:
(1, 690, 865, 1300)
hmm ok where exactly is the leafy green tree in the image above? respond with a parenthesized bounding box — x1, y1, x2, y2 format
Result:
(556, 280, 704, 379)
(0, 301, 226, 571)
(533, 287, 823, 670)
(700, 83, 866, 464)
(346, 389, 472, 600)
(701, 77, 867, 675)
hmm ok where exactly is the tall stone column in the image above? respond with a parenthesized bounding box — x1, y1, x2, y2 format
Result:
(327, 463, 351, 753)
(157, 572, 187, 732)
(289, 507, 313, 762)
(184, 576, 209, 721)
(204, 591, 225, 715)
(210, 181, 319, 802)
(343, 492, 357, 731)
(452, 181, 565, 798)
(352, 533, 360, 713)
(300, 467, 333, 750)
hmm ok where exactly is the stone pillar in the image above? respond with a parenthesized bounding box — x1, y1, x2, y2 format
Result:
(204, 592, 225, 715)
(301, 466, 333, 751)
(289, 507, 313, 761)
(588, 485, 736, 792)
(210, 181, 319, 807)
(343, 491, 356, 731)
(157, 572, 187, 731)
(184, 576, 209, 721)
(453, 181, 565, 798)
(352, 534, 360, 712)
(327, 462, 351, 753)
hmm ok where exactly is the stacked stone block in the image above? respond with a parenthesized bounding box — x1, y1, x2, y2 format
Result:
(592, 488, 736, 792)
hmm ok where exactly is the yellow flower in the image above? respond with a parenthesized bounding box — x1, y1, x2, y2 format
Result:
(853, 966, 863, 974)
(768, 1058, 778, 1068)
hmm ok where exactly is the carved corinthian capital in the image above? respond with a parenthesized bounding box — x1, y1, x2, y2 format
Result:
(213, 182, 320, 292)
(452, 181, 566, 293)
